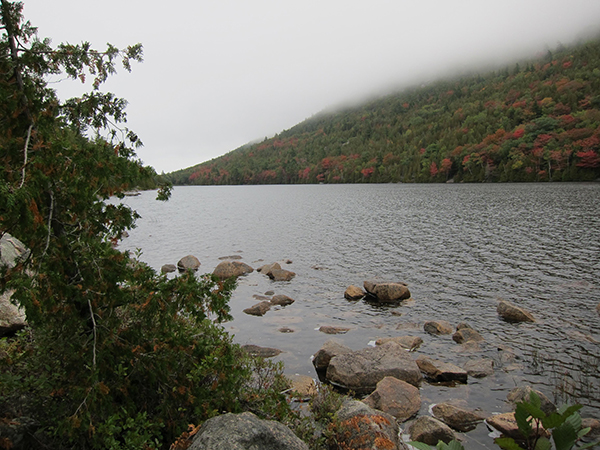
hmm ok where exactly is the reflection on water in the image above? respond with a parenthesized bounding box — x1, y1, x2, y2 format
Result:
(117, 183, 600, 447)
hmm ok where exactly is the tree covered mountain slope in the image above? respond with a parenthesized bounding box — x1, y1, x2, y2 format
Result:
(169, 38, 600, 185)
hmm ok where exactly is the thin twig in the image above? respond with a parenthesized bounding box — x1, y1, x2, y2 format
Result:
(88, 298, 97, 368)
(19, 124, 32, 189)
(41, 189, 54, 260)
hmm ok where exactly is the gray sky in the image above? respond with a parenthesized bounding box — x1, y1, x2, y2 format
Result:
(22, 0, 600, 173)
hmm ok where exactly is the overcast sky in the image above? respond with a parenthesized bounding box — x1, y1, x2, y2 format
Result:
(21, 0, 600, 173)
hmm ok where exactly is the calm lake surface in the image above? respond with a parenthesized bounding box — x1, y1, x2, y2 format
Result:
(118, 183, 600, 448)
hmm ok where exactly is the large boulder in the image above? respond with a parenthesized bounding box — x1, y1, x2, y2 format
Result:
(213, 261, 253, 279)
(326, 341, 422, 394)
(312, 339, 353, 371)
(416, 356, 468, 383)
(432, 403, 485, 432)
(188, 411, 308, 450)
(177, 255, 201, 272)
(363, 376, 421, 422)
(497, 300, 535, 323)
(364, 281, 411, 302)
(333, 399, 404, 450)
(408, 416, 456, 445)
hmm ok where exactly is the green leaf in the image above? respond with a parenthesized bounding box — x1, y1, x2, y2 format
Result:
(577, 427, 591, 439)
(515, 404, 533, 437)
(408, 441, 434, 450)
(553, 421, 578, 450)
(446, 440, 465, 450)
(542, 412, 566, 429)
(578, 441, 600, 449)
(534, 437, 552, 450)
(494, 437, 525, 450)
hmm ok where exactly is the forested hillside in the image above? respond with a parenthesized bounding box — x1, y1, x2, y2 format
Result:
(170, 38, 600, 184)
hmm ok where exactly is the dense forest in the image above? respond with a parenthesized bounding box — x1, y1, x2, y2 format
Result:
(169, 37, 600, 185)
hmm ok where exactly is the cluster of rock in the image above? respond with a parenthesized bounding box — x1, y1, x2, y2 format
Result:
(344, 280, 411, 302)
(243, 294, 295, 317)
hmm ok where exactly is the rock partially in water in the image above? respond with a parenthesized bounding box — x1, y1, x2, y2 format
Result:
(213, 260, 253, 279)
(463, 358, 494, 378)
(270, 294, 295, 306)
(432, 403, 486, 432)
(416, 356, 468, 383)
(326, 342, 422, 394)
(497, 300, 535, 323)
(364, 280, 411, 302)
(241, 344, 282, 358)
(278, 327, 295, 333)
(596, 302, 600, 315)
(375, 336, 423, 351)
(507, 386, 556, 415)
(318, 325, 350, 335)
(189, 411, 308, 450)
(218, 254, 242, 260)
(257, 262, 280, 274)
(453, 327, 484, 344)
(424, 320, 453, 335)
(161, 263, 176, 274)
(177, 255, 201, 272)
(344, 285, 365, 300)
(268, 268, 296, 282)
(243, 301, 271, 316)
(363, 376, 421, 422)
(408, 415, 456, 445)
(333, 399, 402, 450)
(312, 339, 353, 371)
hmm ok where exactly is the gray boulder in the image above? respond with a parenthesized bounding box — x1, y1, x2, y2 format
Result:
(463, 358, 494, 378)
(497, 300, 535, 323)
(409, 416, 456, 445)
(363, 376, 421, 422)
(326, 341, 422, 393)
(177, 255, 201, 272)
(0, 290, 26, 337)
(312, 339, 353, 371)
(189, 411, 307, 450)
(161, 264, 177, 274)
(364, 280, 410, 302)
(0, 233, 29, 269)
(257, 262, 281, 274)
(213, 261, 253, 279)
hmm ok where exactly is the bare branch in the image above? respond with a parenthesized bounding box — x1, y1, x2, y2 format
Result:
(18, 123, 32, 189)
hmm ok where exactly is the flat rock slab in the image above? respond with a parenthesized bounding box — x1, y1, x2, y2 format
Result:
(189, 411, 308, 450)
(241, 344, 282, 358)
(326, 341, 422, 394)
(463, 358, 494, 378)
(416, 356, 468, 383)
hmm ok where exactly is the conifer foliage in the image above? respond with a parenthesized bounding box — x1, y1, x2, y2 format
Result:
(0, 2, 253, 448)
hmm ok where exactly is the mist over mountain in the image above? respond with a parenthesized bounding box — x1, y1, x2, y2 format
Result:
(168, 36, 600, 185)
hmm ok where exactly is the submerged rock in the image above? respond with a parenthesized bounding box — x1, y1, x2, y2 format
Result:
(241, 344, 282, 358)
(318, 325, 350, 335)
(375, 336, 423, 351)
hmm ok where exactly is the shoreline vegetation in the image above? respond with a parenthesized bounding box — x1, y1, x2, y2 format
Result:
(168, 36, 600, 186)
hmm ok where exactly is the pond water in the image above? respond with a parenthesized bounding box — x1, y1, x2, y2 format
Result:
(117, 182, 600, 449)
